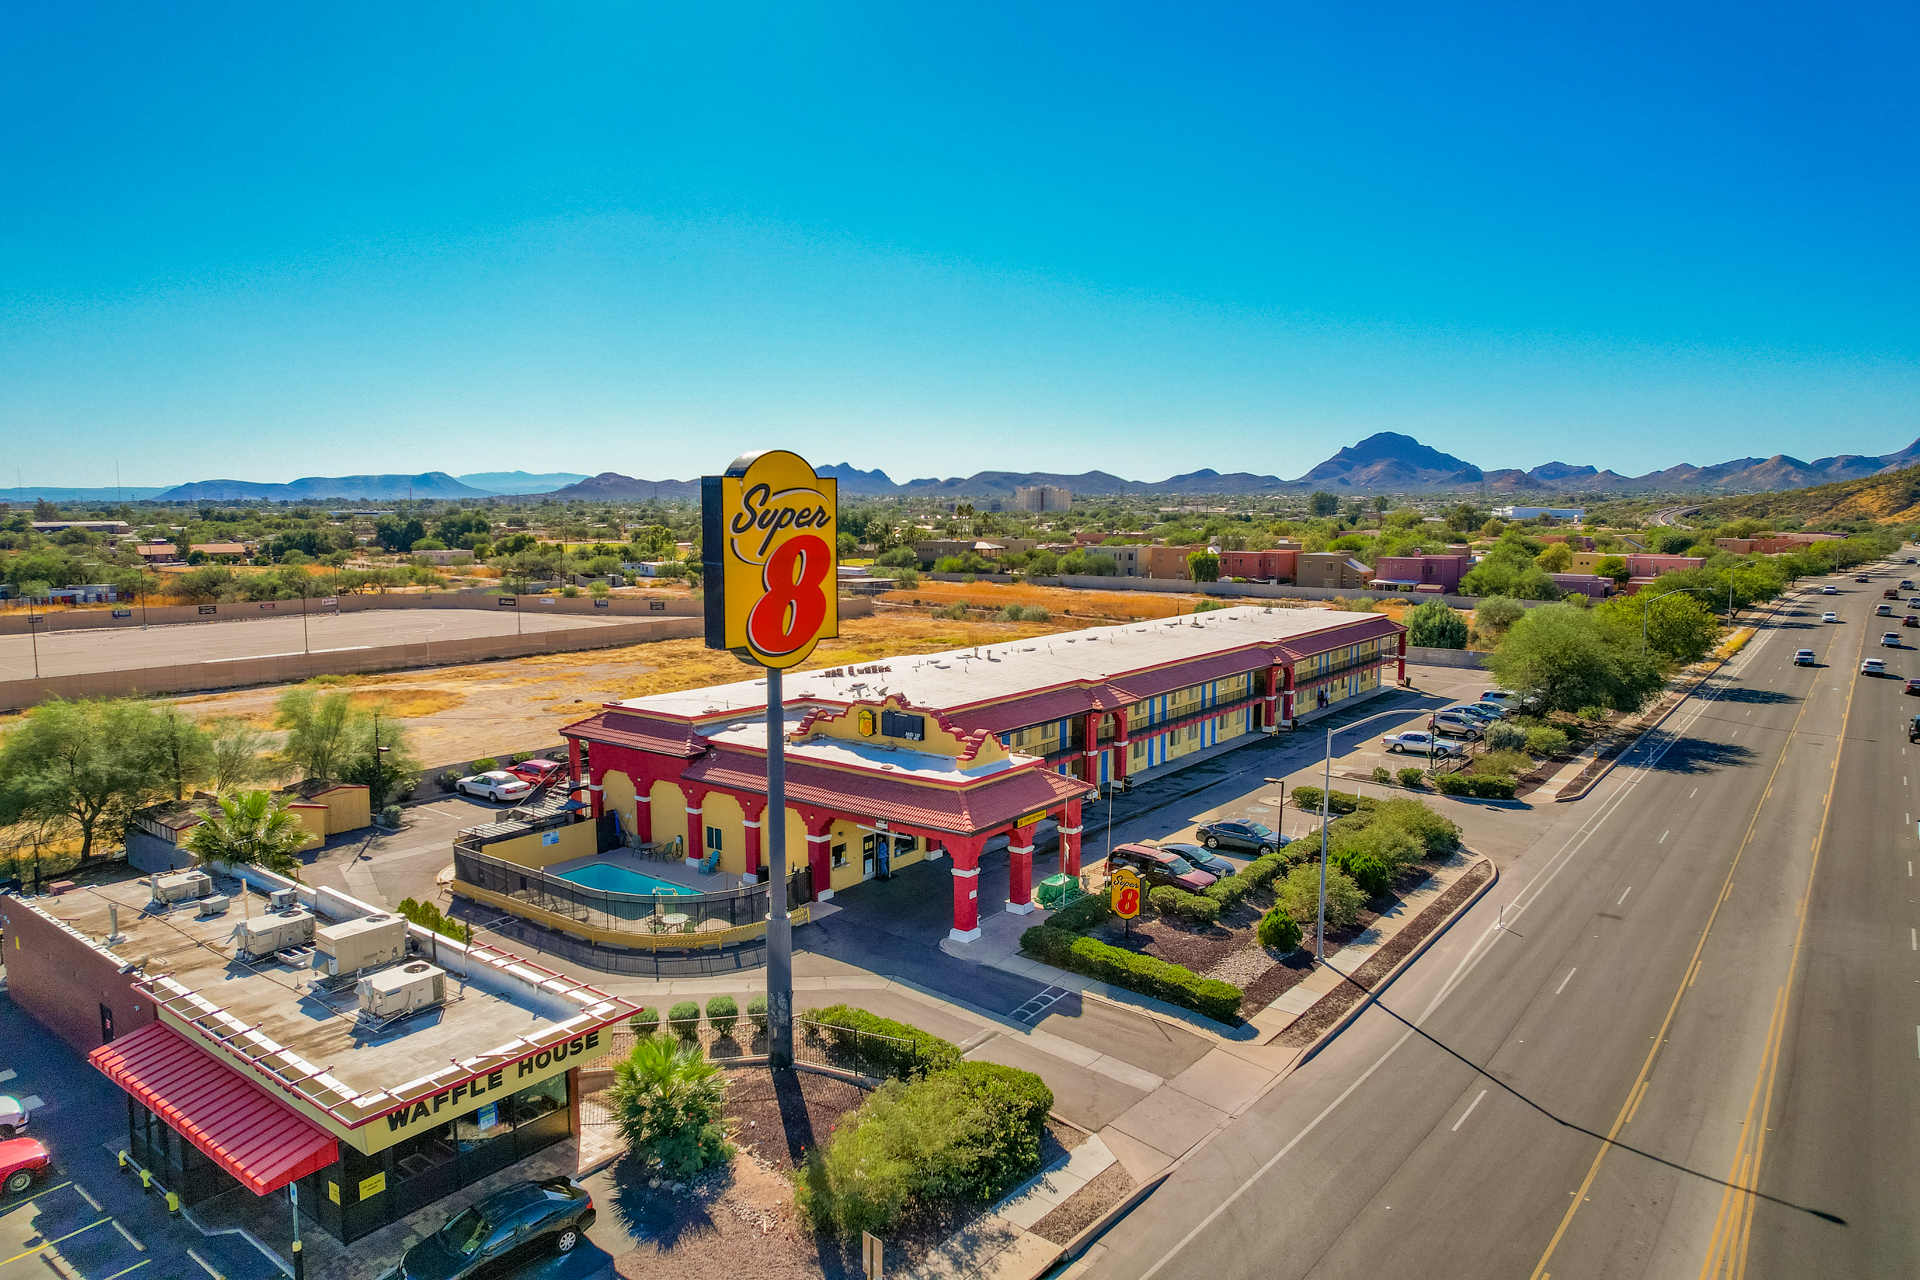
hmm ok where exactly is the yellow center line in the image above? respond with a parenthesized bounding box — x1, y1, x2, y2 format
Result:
(1528, 617, 1830, 1280)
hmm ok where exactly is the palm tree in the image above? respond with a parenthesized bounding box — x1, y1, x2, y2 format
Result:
(605, 1035, 734, 1176)
(183, 790, 310, 876)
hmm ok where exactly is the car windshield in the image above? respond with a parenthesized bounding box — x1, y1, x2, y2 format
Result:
(1164, 857, 1195, 874)
(1245, 823, 1273, 838)
(439, 1207, 493, 1257)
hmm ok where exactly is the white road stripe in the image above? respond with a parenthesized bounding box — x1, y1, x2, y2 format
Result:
(1659, 830, 1669, 844)
(1451, 1089, 1489, 1132)
(1555, 968, 1577, 995)
(1618, 886, 1633, 906)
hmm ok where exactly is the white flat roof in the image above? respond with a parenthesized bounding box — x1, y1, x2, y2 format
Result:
(612, 603, 1385, 719)
(705, 720, 1034, 780)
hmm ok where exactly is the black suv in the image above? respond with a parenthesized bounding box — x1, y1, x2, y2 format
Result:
(394, 1178, 596, 1280)
(1192, 819, 1284, 856)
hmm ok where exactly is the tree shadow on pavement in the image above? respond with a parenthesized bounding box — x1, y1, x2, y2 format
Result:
(1642, 739, 1758, 773)
(1710, 687, 1796, 704)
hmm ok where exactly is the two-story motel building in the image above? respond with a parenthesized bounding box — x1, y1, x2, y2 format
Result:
(561, 604, 1406, 942)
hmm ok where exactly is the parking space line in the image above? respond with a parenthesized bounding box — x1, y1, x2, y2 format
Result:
(0, 1216, 112, 1267)
(101, 1261, 154, 1280)
(113, 1219, 146, 1251)
(188, 1245, 228, 1279)
(0, 1179, 73, 1209)
(74, 1182, 103, 1212)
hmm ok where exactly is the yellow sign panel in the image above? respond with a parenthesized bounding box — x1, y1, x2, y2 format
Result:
(328, 1181, 340, 1204)
(703, 450, 839, 669)
(1110, 867, 1142, 920)
(358, 1172, 386, 1199)
(857, 709, 876, 737)
(1014, 810, 1046, 829)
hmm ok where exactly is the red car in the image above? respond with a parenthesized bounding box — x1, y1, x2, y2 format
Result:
(1905, 616, 1919, 629)
(1, 1137, 51, 1196)
(1906, 678, 1920, 695)
(1108, 843, 1217, 892)
(506, 758, 566, 787)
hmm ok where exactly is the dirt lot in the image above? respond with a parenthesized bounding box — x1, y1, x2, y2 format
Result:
(883, 580, 1413, 626)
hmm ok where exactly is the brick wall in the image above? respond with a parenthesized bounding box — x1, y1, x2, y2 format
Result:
(0, 893, 155, 1054)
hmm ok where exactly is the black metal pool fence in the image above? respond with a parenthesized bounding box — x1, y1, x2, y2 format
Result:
(453, 841, 814, 934)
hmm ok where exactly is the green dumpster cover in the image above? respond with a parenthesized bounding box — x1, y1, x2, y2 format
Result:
(1036, 874, 1078, 909)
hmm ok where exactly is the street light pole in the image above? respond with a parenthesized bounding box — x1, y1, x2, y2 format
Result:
(1311, 706, 1428, 963)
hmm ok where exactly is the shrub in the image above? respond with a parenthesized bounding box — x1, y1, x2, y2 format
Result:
(470, 757, 499, 772)
(795, 1060, 1054, 1237)
(1373, 766, 1391, 784)
(379, 804, 403, 827)
(1290, 786, 1361, 815)
(1526, 726, 1570, 756)
(1257, 908, 1303, 952)
(746, 995, 768, 1032)
(1000, 604, 1027, 622)
(1275, 863, 1365, 929)
(1243, 853, 1288, 889)
(1171, 890, 1220, 926)
(509, 751, 534, 764)
(1203, 873, 1252, 910)
(806, 1004, 963, 1080)
(1148, 884, 1180, 917)
(607, 1036, 734, 1177)
(1472, 749, 1534, 776)
(1023, 607, 1050, 623)
(630, 1007, 660, 1035)
(1020, 927, 1242, 1023)
(1468, 775, 1517, 800)
(1333, 849, 1393, 898)
(1484, 721, 1528, 753)
(1331, 820, 1423, 873)
(1578, 705, 1607, 721)
(1433, 773, 1470, 795)
(706, 995, 739, 1037)
(667, 1000, 701, 1039)
(1048, 892, 1111, 933)
(1370, 798, 1461, 856)
(1396, 767, 1427, 788)
(436, 770, 461, 793)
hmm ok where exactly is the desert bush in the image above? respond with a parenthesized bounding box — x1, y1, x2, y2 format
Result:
(1484, 721, 1528, 753)
(807, 1004, 963, 1080)
(1257, 907, 1304, 952)
(470, 757, 499, 772)
(1275, 863, 1365, 928)
(1291, 787, 1362, 815)
(510, 751, 534, 764)
(1526, 726, 1570, 756)
(1472, 749, 1534, 776)
(1331, 820, 1423, 873)
(1396, 767, 1427, 788)
(1370, 798, 1461, 856)
(1333, 848, 1393, 898)
(1000, 604, 1028, 622)
(1023, 607, 1050, 623)
(436, 770, 462, 793)
(667, 1001, 701, 1039)
(746, 995, 768, 1033)
(630, 1007, 660, 1035)
(379, 804, 403, 827)
(1468, 775, 1517, 799)
(1373, 766, 1391, 784)
(1434, 773, 1470, 795)
(705, 995, 739, 1037)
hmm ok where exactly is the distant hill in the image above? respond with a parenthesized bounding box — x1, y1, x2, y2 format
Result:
(155, 472, 491, 502)
(540, 473, 703, 500)
(1700, 463, 1920, 525)
(1295, 433, 1484, 491)
(0, 486, 171, 502)
(455, 471, 589, 494)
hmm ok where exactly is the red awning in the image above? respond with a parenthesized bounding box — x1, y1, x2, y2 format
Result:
(89, 1023, 338, 1196)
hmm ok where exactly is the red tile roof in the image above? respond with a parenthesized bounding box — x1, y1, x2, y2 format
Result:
(563, 710, 705, 757)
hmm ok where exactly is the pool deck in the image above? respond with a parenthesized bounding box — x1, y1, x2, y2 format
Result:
(547, 846, 753, 895)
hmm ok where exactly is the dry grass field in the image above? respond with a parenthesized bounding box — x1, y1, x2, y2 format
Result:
(884, 579, 1415, 625)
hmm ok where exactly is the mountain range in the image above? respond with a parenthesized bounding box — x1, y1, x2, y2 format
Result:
(64, 435, 1920, 505)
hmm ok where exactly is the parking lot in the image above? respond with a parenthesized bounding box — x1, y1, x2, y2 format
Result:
(0, 609, 622, 680)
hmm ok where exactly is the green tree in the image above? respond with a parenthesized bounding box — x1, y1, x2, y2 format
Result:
(340, 708, 422, 809)
(274, 687, 359, 782)
(1486, 602, 1663, 714)
(1405, 599, 1468, 649)
(146, 705, 214, 801)
(1186, 551, 1220, 582)
(1535, 542, 1574, 572)
(1461, 544, 1562, 600)
(1595, 591, 1721, 664)
(205, 718, 285, 794)
(373, 517, 426, 552)
(606, 1035, 735, 1176)
(1309, 491, 1340, 517)
(0, 699, 170, 861)
(1594, 555, 1629, 583)
(1275, 862, 1365, 928)
(183, 790, 309, 875)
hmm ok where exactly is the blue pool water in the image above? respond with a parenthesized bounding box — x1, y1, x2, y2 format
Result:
(555, 863, 692, 896)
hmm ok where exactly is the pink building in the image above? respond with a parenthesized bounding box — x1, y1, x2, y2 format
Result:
(1221, 548, 1298, 582)
(1552, 573, 1613, 599)
(1371, 554, 1470, 593)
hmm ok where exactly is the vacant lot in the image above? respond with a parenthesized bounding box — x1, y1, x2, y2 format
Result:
(883, 579, 1414, 625)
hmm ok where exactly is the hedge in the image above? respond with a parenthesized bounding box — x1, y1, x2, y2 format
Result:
(1021, 926, 1242, 1024)
(806, 1004, 964, 1080)
(1244, 852, 1289, 889)
(1292, 785, 1366, 815)
(1048, 891, 1112, 934)
(1437, 773, 1517, 799)
(1203, 873, 1253, 910)
(1148, 884, 1220, 925)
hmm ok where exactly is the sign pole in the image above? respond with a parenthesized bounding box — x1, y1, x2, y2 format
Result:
(766, 662, 792, 1067)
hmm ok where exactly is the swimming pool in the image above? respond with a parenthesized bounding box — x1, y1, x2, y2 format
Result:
(554, 863, 692, 896)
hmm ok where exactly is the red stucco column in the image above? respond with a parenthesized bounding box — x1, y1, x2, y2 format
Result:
(1080, 712, 1100, 782)
(682, 785, 708, 865)
(1059, 798, 1083, 876)
(1281, 664, 1296, 725)
(1113, 707, 1130, 782)
(802, 811, 837, 900)
(739, 795, 767, 876)
(1397, 631, 1408, 684)
(1264, 664, 1280, 730)
(948, 835, 985, 941)
(1006, 825, 1036, 914)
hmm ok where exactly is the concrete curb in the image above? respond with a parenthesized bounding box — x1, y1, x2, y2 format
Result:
(1027, 855, 1499, 1280)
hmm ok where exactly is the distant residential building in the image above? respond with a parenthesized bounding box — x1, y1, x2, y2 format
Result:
(1713, 533, 1844, 554)
(133, 541, 181, 563)
(1221, 548, 1300, 582)
(1012, 485, 1071, 512)
(189, 541, 253, 558)
(1296, 553, 1373, 591)
(1571, 552, 1705, 580)
(1535, 534, 1595, 550)
(915, 538, 1041, 565)
(1552, 573, 1613, 600)
(31, 520, 131, 535)
(1371, 554, 1470, 594)
(1494, 506, 1584, 522)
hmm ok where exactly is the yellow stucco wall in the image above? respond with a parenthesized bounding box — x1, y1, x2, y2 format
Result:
(649, 779, 689, 854)
(601, 770, 637, 841)
(476, 820, 597, 869)
(829, 818, 866, 891)
(700, 790, 747, 875)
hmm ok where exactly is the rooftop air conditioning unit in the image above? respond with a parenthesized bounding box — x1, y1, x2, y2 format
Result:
(196, 894, 231, 918)
(314, 913, 407, 978)
(152, 871, 213, 904)
(269, 888, 299, 912)
(359, 962, 445, 1019)
(235, 909, 315, 958)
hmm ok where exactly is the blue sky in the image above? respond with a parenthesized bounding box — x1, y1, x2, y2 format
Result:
(4, 1, 1916, 487)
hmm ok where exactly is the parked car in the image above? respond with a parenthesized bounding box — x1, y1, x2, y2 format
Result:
(393, 1178, 595, 1280)
(1822, 612, 1840, 623)
(0, 1137, 51, 1196)
(1479, 689, 1539, 710)
(1108, 843, 1217, 891)
(1154, 842, 1241, 879)
(1822, 585, 1838, 594)
(1862, 659, 1887, 676)
(505, 758, 565, 787)
(1192, 819, 1284, 856)
(1885, 633, 1903, 647)
(0, 1096, 28, 1138)
(1439, 703, 1499, 725)
(1908, 597, 1920, 608)
(1382, 730, 1464, 757)
(1429, 713, 1484, 740)
(455, 771, 533, 803)
(1794, 649, 1817, 665)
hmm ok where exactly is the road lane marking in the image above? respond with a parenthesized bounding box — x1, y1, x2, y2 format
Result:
(1618, 887, 1634, 906)
(188, 1248, 226, 1280)
(1626, 1080, 1650, 1123)
(1660, 830, 1669, 843)
(1691, 789, 1699, 798)
(1451, 1090, 1488, 1131)
(1556, 968, 1577, 995)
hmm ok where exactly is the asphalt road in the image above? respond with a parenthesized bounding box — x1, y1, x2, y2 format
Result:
(1079, 556, 1919, 1280)
(0, 608, 619, 679)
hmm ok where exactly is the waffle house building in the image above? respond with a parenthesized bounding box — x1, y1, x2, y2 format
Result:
(562, 604, 1406, 940)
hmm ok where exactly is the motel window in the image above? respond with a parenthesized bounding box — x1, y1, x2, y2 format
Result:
(706, 826, 723, 851)
(1132, 740, 1146, 759)
(1186, 724, 1201, 742)
(832, 842, 848, 868)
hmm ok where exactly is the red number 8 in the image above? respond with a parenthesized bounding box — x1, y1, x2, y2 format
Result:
(1115, 886, 1138, 916)
(748, 533, 832, 658)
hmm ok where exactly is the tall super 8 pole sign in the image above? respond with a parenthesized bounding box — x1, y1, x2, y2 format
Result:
(702, 450, 839, 667)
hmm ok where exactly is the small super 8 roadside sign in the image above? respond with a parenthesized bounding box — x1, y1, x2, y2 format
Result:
(703, 450, 839, 669)
(1110, 867, 1142, 920)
